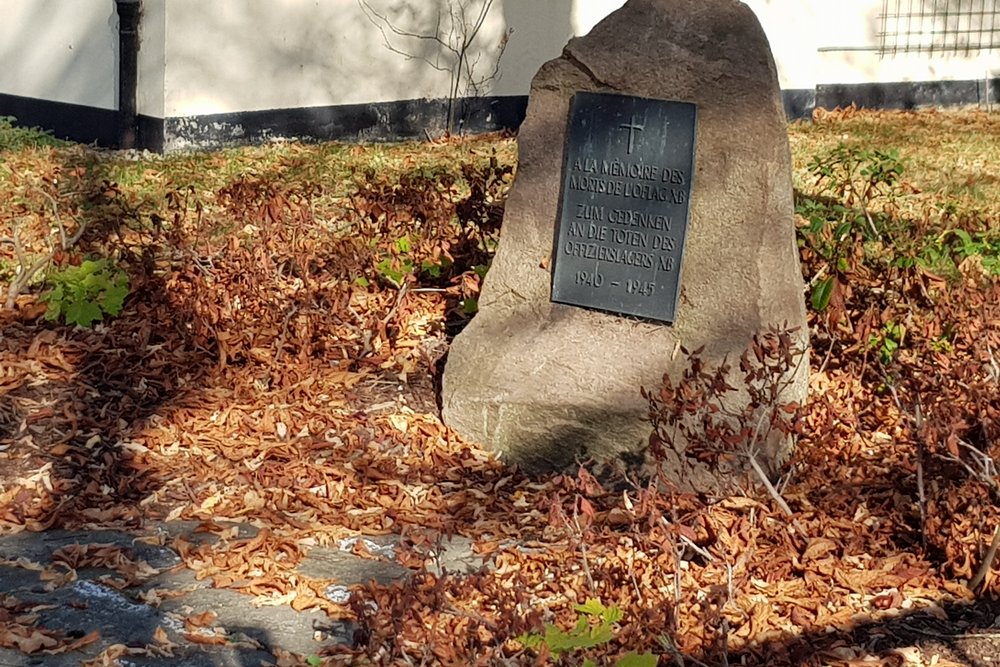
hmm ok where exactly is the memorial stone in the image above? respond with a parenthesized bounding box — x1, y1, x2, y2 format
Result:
(442, 0, 809, 490)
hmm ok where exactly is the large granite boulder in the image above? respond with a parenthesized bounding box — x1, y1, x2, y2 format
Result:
(442, 0, 809, 490)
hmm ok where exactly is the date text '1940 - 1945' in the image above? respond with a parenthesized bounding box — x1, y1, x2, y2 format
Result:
(551, 92, 697, 324)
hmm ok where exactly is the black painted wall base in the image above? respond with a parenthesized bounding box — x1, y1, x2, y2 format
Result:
(3, 78, 998, 153)
(0, 93, 118, 146)
(815, 78, 1000, 113)
(151, 96, 529, 153)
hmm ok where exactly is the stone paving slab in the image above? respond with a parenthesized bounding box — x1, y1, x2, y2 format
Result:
(0, 523, 481, 666)
(0, 529, 182, 569)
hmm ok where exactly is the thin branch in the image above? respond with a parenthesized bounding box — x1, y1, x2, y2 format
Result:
(987, 341, 999, 385)
(272, 305, 300, 365)
(357, 0, 456, 71)
(4, 192, 89, 309)
(885, 381, 928, 548)
(569, 499, 596, 596)
(36, 188, 68, 248)
(464, 0, 493, 51)
(747, 452, 794, 518)
(915, 401, 927, 550)
(466, 27, 510, 95)
(936, 439, 1000, 506)
(380, 281, 410, 328)
(629, 560, 645, 606)
(358, 0, 504, 135)
(971, 524, 1000, 591)
(658, 634, 712, 667)
(815, 322, 836, 377)
(677, 532, 715, 563)
(670, 523, 683, 610)
(958, 439, 998, 478)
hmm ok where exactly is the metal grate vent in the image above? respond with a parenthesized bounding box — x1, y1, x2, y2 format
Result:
(878, 0, 1000, 55)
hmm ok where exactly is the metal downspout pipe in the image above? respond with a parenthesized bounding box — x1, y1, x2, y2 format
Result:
(115, 0, 141, 149)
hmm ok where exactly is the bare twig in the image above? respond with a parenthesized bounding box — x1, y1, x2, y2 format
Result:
(936, 442, 999, 493)
(970, 523, 1000, 591)
(885, 382, 928, 548)
(958, 439, 999, 479)
(658, 633, 712, 667)
(629, 563, 645, 607)
(570, 500, 597, 596)
(746, 451, 793, 517)
(987, 341, 999, 385)
(442, 600, 499, 631)
(805, 262, 828, 289)
(815, 321, 836, 376)
(272, 305, 300, 364)
(666, 506, 684, 622)
(747, 450, 809, 539)
(915, 402, 927, 550)
(357, 0, 507, 134)
(719, 617, 730, 667)
(660, 516, 717, 562)
(861, 206, 881, 241)
(381, 281, 410, 328)
(35, 188, 68, 248)
(678, 532, 715, 563)
(3, 190, 89, 308)
(725, 560, 736, 607)
(359, 1, 455, 70)
(936, 435, 1000, 590)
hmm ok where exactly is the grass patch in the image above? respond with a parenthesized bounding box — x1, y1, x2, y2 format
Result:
(791, 108, 1000, 293)
(0, 115, 67, 152)
(790, 107, 1000, 219)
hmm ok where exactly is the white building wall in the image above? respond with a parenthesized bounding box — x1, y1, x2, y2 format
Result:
(138, 0, 166, 119)
(156, 0, 997, 118)
(809, 0, 999, 84)
(158, 0, 633, 117)
(162, 1, 368, 116)
(742, 0, 825, 89)
(0, 0, 118, 110)
(0, 0, 995, 121)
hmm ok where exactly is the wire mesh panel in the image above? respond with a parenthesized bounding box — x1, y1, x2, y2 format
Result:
(878, 0, 1000, 55)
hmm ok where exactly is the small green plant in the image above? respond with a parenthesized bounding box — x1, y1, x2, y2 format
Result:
(797, 143, 908, 313)
(460, 296, 479, 315)
(919, 228, 1000, 277)
(517, 599, 656, 667)
(806, 143, 904, 208)
(374, 237, 411, 287)
(41, 259, 130, 327)
(929, 335, 954, 354)
(868, 321, 906, 365)
(375, 257, 413, 288)
(374, 235, 453, 288)
(799, 143, 1000, 301)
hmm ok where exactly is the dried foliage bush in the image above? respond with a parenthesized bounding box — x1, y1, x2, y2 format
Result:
(643, 328, 805, 485)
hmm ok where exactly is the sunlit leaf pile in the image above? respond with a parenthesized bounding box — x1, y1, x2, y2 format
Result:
(1, 109, 999, 666)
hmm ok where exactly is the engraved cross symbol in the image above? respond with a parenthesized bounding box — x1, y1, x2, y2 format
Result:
(619, 115, 645, 154)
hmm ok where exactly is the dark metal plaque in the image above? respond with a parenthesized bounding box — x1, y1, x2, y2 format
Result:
(551, 92, 697, 323)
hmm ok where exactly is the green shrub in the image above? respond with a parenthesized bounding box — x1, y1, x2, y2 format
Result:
(797, 143, 907, 312)
(41, 259, 130, 327)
